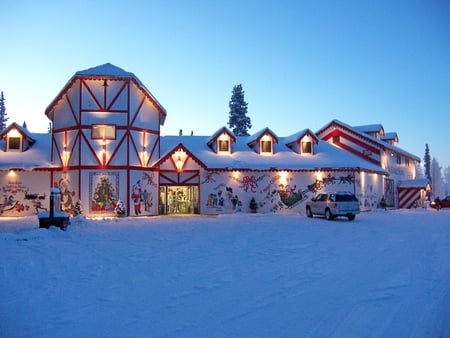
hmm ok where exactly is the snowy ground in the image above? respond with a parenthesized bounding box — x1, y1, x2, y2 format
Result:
(1, 209, 449, 338)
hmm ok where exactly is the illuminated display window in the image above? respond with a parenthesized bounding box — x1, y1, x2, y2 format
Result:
(92, 125, 116, 139)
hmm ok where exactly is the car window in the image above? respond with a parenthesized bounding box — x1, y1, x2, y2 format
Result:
(336, 194, 358, 202)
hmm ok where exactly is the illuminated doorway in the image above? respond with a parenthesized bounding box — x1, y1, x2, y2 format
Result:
(160, 186, 199, 215)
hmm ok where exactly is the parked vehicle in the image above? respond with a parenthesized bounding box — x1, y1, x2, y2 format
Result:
(306, 192, 360, 221)
(431, 196, 450, 209)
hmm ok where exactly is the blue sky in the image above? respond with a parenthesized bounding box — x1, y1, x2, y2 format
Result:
(1, 0, 449, 168)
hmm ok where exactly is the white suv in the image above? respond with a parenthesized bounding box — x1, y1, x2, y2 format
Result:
(305, 192, 360, 221)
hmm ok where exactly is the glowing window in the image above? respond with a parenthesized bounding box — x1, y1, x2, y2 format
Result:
(301, 141, 312, 154)
(261, 140, 272, 153)
(92, 125, 115, 139)
(8, 137, 20, 150)
(218, 140, 229, 152)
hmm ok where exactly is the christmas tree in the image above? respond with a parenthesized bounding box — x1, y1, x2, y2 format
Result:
(91, 175, 117, 211)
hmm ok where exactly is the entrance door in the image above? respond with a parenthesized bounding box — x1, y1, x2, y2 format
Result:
(160, 186, 199, 215)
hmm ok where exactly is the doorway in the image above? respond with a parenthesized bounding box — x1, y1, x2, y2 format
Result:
(160, 186, 199, 215)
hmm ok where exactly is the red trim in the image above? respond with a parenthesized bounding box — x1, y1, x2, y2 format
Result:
(105, 131, 128, 167)
(321, 129, 380, 155)
(79, 132, 102, 166)
(130, 95, 145, 127)
(154, 143, 207, 169)
(107, 81, 128, 111)
(81, 79, 103, 110)
(65, 94, 79, 125)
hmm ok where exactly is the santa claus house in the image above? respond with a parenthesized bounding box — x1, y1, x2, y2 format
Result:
(0, 63, 430, 218)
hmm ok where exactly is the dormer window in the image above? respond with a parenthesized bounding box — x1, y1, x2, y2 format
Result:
(207, 127, 235, 155)
(6, 128, 22, 151)
(260, 133, 274, 154)
(301, 141, 312, 154)
(261, 140, 272, 153)
(8, 137, 21, 150)
(218, 140, 229, 152)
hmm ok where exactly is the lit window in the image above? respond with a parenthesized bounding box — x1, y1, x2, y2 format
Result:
(301, 141, 312, 154)
(218, 140, 229, 152)
(261, 140, 272, 153)
(92, 125, 115, 139)
(8, 137, 20, 150)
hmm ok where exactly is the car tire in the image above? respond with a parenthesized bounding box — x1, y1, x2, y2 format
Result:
(306, 207, 313, 218)
(348, 214, 356, 221)
(325, 208, 333, 221)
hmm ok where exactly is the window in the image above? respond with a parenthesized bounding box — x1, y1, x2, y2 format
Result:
(301, 141, 312, 154)
(397, 155, 401, 165)
(261, 140, 272, 153)
(218, 140, 229, 152)
(8, 137, 20, 150)
(332, 135, 340, 143)
(92, 125, 115, 139)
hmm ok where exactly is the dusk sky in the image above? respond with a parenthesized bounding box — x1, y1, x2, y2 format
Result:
(1, 0, 449, 168)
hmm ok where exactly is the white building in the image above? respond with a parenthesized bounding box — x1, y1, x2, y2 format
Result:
(0, 63, 426, 217)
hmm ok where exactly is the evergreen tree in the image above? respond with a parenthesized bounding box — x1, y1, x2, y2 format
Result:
(424, 144, 431, 183)
(227, 84, 251, 136)
(431, 158, 443, 198)
(0, 91, 8, 132)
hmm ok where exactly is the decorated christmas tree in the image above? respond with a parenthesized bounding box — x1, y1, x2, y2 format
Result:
(91, 175, 117, 211)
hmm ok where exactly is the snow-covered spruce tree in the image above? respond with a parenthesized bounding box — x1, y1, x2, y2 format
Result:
(424, 144, 431, 183)
(431, 158, 443, 198)
(0, 91, 8, 132)
(227, 84, 251, 136)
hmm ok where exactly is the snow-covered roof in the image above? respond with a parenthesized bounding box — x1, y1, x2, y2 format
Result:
(398, 179, 430, 189)
(247, 127, 278, 146)
(353, 124, 384, 135)
(317, 120, 420, 162)
(75, 63, 137, 78)
(158, 135, 387, 173)
(0, 122, 35, 143)
(206, 126, 236, 146)
(381, 132, 399, 142)
(45, 63, 167, 124)
(284, 129, 319, 146)
(0, 132, 52, 170)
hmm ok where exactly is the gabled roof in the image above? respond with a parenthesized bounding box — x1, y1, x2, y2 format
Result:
(381, 132, 399, 143)
(157, 134, 387, 174)
(353, 124, 385, 135)
(284, 129, 319, 146)
(45, 63, 167, 124)
(398, 179, 430, 189)
(206, 126, 236, 146)
(0, 122, 36, 145)
(316, 119, 420, 162)
(0, 130, 52, 170)
(247, 127, 278, 146)
(154, 142, 207, 170)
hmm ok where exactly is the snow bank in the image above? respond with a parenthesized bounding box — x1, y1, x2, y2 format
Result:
(1, 210, 449, 337)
